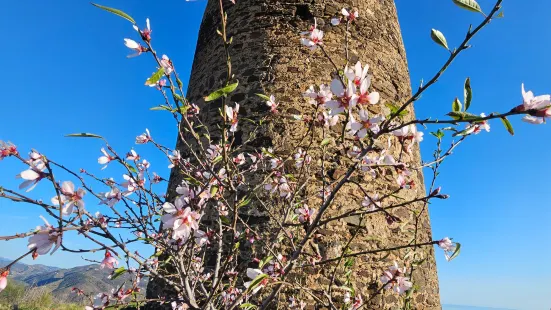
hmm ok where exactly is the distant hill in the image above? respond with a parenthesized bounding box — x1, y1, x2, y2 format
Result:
(0, 257, 146, 303)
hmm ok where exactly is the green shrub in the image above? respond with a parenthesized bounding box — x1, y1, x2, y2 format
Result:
(0, 282, 80, 310)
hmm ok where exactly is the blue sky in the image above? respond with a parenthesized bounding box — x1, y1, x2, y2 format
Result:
(0, 1, 549, 309)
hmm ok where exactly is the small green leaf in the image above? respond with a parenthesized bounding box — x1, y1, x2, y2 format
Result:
(128, 166, 138, 174)
(385, 102, 409, 118)
(452, 98, 462, 112)
(500, 117, 514, 136)
(204, 82, 239, 102)
(65, 133, 104, 139)
(173, 93, 185, 103)
(452, 0, 483, 13)
(258, 256, 274, 269)
(210, 185, 219, 197)
(145, 68, 165, 86)
(430, 130, 445, 139)
(91, 3, 136, 24)
(240, 303, 258, 310)
(321, 138, 331, 147)
(237, 196, 251, 208)
(246, 273, 268, 293)
(150, 105, 174, 112)
(430, 29, 449, 50)
(464, 78, 472, 111)
(447, 243, 461, 261)
(446, 111, 481, 121)
(111, 267, 127, 280)
(255, 93, 271, 101)
(496, 11, 504, 18)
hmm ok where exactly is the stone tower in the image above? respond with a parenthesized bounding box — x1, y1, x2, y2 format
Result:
(147, 0, 441, 308)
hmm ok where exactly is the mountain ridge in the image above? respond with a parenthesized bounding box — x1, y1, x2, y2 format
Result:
(0, 257, 146, 303)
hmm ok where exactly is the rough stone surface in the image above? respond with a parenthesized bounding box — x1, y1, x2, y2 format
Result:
(147, 0, 441, 309)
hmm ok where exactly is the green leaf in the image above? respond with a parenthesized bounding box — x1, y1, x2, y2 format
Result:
(452, 98, 462, 112)
(430, 130, 445, 139)
(173, 93, 185, 103)
(447, 243, 461, 261)
(464, 77, 472, 111)
(145, 68, 165, 86)
(204, 82, 239, 102)
(385, 102, 409, 118)
(150, 105, 174, 112)
(65, 133, 104, 139)
(258, 256, 274, 269)
(446, 111, 482, 121)
(500, 117, 514, 136)
(430, 29, 449, 50)
(237, 196, 251, 208)
(91, 3, 136, 24)
(452, 0, 483, 13)
(111, 267, 127, 280)
(240, 303, 258, 310)
(320, 138, 331, 147)
(246, 273, 268, 293)
(128, 166, 138, 174)
(496, 11, 504, 18)
(210, 185, 219, 197)
(255, 93, 271, 101)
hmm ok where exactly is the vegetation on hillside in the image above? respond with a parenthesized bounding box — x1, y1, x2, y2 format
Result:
(0, 281, 81, 310)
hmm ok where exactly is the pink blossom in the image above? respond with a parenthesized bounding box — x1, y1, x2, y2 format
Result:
(356, 72, 379, 106)
(100, 187, 122, 207)
(168, 150, 182, 169)
(438, 237, 458, 261)
(225, 103, 240, 132)
(326, 79, 358, 115)
(0, 140, 17, 160)
(161, 200, 201, 241)
(380, 262, 412, 294)
(27, 216, 62, 257)
(121, 173, 146, 194)
(303, 84, 332, 107)
(160, 55, 174, 75)
(465, 113, 490, 134)
(265, 176, 292, 198)
(194, 230, 209, 246)
(0, 270, 8, 293)
(133, 18, 151, 42)
(295, 205, 315, 224)
(266, 95, 279, 113)
(126, 149, 140, 161)
(51, 181, 86, 215)
(123, 39, 147, 58)
(244, 268, 266, 295)
(294, 148, 312, 168)
(345, 61, 369, 87)
(397, 174, 414, 189)
(362, 194, 380, 211)
(348, 110, 384, 138)
(300, 20, 323, 51)
(98, 148, 114, 169)
(350, 294, 362, 310)
(332, 8, 359, 26)
(342, 8, 359, 22)
(136, 129, 152, 144)
(515, 84, 551, 124)
(17, 156, 46, 192)
(100, 251, 118, 269)
(347, 146, 362, 158)
(233, 153, 246, 166)
(316, 111, 339, 127)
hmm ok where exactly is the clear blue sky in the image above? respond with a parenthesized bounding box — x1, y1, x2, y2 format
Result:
(0, 1, 549, 309)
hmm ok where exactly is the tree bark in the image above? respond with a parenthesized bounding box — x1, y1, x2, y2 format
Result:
(146, 0, 441, 308)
